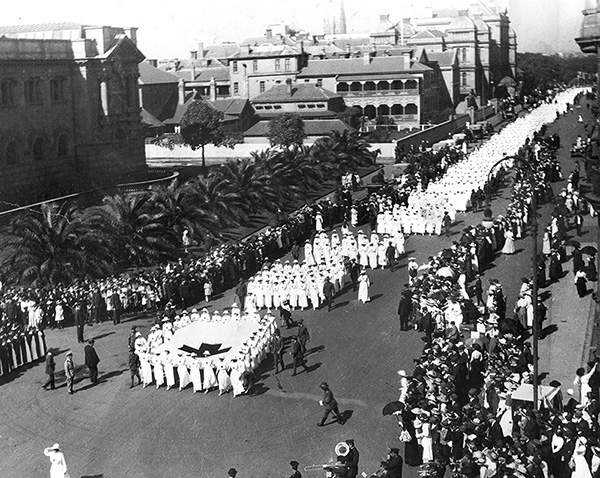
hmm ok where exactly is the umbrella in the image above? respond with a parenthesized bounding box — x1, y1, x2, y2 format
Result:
(440, 249, 454, 259)
(382, 401, 405, 416)
(582, 246, 598, 256)
(417, 263, 432, 273)
(565, 239, 581, 248)
(436, 267, 456, 278)
(428, 290, 447, 301)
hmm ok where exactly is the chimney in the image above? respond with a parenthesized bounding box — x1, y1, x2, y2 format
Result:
(345, 44, 351, 57)
(178, 78, 186, 105)
(402, 51, 411, 69)
(363, 50, 372, 65)
(370, 44, 377, 54)
(191, 63, 196, 81)
(198, 42, 205, 59)
(286, 78, 293, 96)
(266, 28, 272, 39)
(241, 44, 251, 56)
(209, 76, 217, 101)
(147, 59, 158, 67)
(124, 27, 137, 44)
(190, 50, 198, 60)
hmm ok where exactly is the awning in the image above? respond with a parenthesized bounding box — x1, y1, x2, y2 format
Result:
(510, 384, 560, 403)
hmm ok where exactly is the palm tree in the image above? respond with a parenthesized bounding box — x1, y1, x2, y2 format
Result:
(220, 156, 279, 213)
(149, 179, 222, 247)
(85, 192, 180, 268)
(186, 171, 247, 227)
(1, 202, 114, 287)
(324, 130, 375, 172)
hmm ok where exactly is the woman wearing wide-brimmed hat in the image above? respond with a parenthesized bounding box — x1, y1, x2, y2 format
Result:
(43, 443, 69, 478)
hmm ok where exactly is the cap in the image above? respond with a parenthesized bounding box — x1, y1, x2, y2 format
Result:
(52, 443, 60, 450)
(345, 439, 355, 445)
(66, 350, 72, 356)
(319, 382, 329, 389)
(389, 447, 400, 454)
(290, 461, 299, 468)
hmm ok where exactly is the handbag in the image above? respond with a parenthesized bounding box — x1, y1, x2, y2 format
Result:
(399, 430, 412, 442)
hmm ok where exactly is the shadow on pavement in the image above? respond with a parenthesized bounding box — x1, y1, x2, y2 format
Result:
(540, 324, 558, 339)
(88, 332, 115, 341)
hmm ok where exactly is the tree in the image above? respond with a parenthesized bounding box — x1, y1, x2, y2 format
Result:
(180, 100, 226, 168)
(267, 113, 306, 148)
(1, 202, 114, 287)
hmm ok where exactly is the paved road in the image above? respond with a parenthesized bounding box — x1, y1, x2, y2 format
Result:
(0, 102, 595, 478)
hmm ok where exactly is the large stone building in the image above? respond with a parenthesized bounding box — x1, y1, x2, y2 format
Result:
(0, 23, 147, 204)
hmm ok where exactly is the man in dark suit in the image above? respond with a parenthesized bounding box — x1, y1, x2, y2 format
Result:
(84, 340, 100, 383)
(42, 352, 56, 390)
(381, 447, 403, 478)
(386, 243, 397, 272)
(322, 277, 335, 311)
(296, 320, 310, 354)
(75, 300, 86, 343)
(397, 291, 412, 331)
(340, 439, 359, 478)
(349, 259, 360, 291)
(317, 382, 344, 426)
(291, 336, 308, 376)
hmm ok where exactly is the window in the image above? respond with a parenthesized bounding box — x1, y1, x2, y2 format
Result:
(0, 80, 15, 106)
(254, 105, 263, 110)
(461, 72, 468, 87)
(298, 104, 306, 109)
(5, 141, 18, 164)
(253, 60, 258, 72)
(462, 48, 467, 63)
(50, 78, 66, 102)
(316, 79, 323, 87)
(57, 134, 69, 157)
(24, 78, 42, 104)
(307, 104, 315, 109)
(275, 59, 281, 71)
(284, 58, 291, 71)
(274, 105, 282, 109)
(233, 61, 238, 73)
(32, 137, 46, 161)
(316, 103, 325, 108)
(259, 81, 265, 93)
(233, 82, 239, 95)
(264, 105, 273, 110)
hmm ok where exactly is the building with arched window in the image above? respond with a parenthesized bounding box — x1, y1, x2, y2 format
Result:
(0, 23, 147, 205)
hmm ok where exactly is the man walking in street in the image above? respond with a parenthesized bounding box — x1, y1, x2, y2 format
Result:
(129, 350, 141, 388)
(296, 320, 310, 354)
(271, 329, 285, 374)
(397, 290, 412, 331)
(42, 351, 55, 390)
(322, 277, 335, 311)
(349, 258, 360, 291)
(235, 279, 247, 309)
(75, 300, 86, 344)
(472, 274, 483, 306)
(291, 336, 308, 376)
(386, 242, 396, 272)
(64, 351, 75, 394)
(317, 382, 344, 426)
(84, 340, 100, 384)
(442, 211, 452, 237)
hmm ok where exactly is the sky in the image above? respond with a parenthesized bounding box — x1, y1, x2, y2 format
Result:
(1, 0, 593, 59)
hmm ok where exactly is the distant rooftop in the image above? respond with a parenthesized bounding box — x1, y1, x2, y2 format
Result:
(253, 83, 339, 103)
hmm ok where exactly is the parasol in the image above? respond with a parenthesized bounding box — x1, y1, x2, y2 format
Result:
(581, 246, 598, 256)
(564, 239, 581, 248)
(417, 264, 432, 273)
(436, 267, 456, 278)
(382, 401, 405, 416)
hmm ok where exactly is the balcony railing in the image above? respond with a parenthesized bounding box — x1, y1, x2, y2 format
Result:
(338, 89, 419, 97)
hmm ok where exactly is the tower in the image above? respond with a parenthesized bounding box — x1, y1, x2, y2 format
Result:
(338, 0, 347, 34)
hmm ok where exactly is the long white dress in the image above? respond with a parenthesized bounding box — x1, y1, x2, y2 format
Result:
(153, 354, 164, 388)
(202, 358, 218, 391)
(501, 230, 515, 254)
(217, 361, 231, 394)
(164, 354, 176, 390)
(358, 273, 370, 303)
(230, 364, 245, 397)
(188, 357, 203, 393)
(44, 448, 68, 478)
(140, 352, 153, 387)
(177, 356, 191, 391)
(571, 438, 593, 478)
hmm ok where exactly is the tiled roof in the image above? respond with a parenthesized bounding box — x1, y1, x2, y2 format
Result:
(297, 56, 431, 78)
(193, 67, 231, 83)
(0, 22, 83, 34)
(252, 84, 339, 103)
(206, 43, 240, 59)
(141, 108, 165, 127)
(240, 35, 296, 47)
(229, 44, 301, 59)
(256, 109, 337, 119)
(210, 98, 249, 116)
(163, 93, 196, 125)
(411, 29, 445, 39)
(245, 119, 352, 137)
(426, 50, 457, 67)
(138, 62, 180, 85)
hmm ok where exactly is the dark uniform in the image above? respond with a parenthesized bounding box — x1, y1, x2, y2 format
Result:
(84, 341, 100, 383)
(318, 382, 344, 426)
(42, 353, 56, 389)
(291, 338, 308, 376)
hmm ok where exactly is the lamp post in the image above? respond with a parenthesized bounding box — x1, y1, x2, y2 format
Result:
(488, 152, 540, 408)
